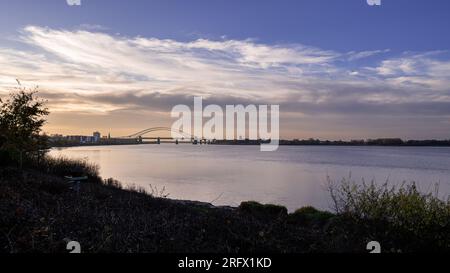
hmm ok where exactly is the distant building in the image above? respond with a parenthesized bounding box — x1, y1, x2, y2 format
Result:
(49, 132, 140, 146)
(67, 135, 87, 143)
(66, 135, 96, 144)
(93, 131, 101, 143)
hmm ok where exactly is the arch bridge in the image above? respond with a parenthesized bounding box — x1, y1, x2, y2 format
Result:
(121, 127, 208, 144)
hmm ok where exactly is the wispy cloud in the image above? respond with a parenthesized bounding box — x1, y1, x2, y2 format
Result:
(347, 49, 390, 61)
(0, 26, 450, 138)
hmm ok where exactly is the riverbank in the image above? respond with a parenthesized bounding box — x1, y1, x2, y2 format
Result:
(0, 166, 333, 253)
(1, 161, 450, 253)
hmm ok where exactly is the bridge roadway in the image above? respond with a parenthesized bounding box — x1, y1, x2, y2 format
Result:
(119, 127, 211, 144)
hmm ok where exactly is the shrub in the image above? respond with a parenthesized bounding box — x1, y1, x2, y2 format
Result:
(239, 201, 288, 219)
(126, 183, 148, 195)
(148, 184, 169, 198)
(327, 177, 450, 252)
(290, 206, 334, 226)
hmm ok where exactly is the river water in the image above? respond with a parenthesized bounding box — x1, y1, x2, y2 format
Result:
(49, 145, 450, 211)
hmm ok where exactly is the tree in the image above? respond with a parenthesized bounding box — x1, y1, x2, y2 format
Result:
(0, 86, 49, 168)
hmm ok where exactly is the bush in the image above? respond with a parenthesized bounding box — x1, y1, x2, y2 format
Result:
(290, 206, 334, 226)
(327, 177, 450, 252)
(239, 201, 288, 219)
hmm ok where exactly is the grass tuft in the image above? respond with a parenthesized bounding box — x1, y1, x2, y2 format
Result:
(37, 156, 101, 181)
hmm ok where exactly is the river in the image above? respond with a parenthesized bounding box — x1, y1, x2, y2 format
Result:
(49, 145, 450, 211)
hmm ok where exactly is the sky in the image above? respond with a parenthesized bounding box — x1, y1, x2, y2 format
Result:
(0, 0, 450, 140)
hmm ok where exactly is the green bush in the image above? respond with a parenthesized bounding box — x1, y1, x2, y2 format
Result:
(327, 178, 450, 252)
(239, 201, 288, 218)
(290, 206, 334, 226)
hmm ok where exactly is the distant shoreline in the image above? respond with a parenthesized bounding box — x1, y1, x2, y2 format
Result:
(50, 141, 450, 148)
(50, 142, 143, 148)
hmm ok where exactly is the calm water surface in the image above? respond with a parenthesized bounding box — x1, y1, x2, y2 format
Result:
(49, 145, 450, 211)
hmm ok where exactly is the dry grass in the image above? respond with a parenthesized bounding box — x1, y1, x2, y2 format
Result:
(37, 156, 100, 180)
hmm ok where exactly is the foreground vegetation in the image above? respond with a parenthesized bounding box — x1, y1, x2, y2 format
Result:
(1, 156, 450, 253)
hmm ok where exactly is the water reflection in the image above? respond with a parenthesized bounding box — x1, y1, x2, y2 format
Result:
(49, 145, 450, 211)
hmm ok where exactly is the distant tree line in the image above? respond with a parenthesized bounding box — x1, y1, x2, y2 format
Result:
(214, 138, 450, 146)
(280, 138, 450, 146)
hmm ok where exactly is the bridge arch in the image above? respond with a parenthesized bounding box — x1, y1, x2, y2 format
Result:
(124, 127, 197, 140)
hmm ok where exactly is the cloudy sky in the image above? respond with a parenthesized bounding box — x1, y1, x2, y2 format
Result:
(1, 0, 450, 139)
